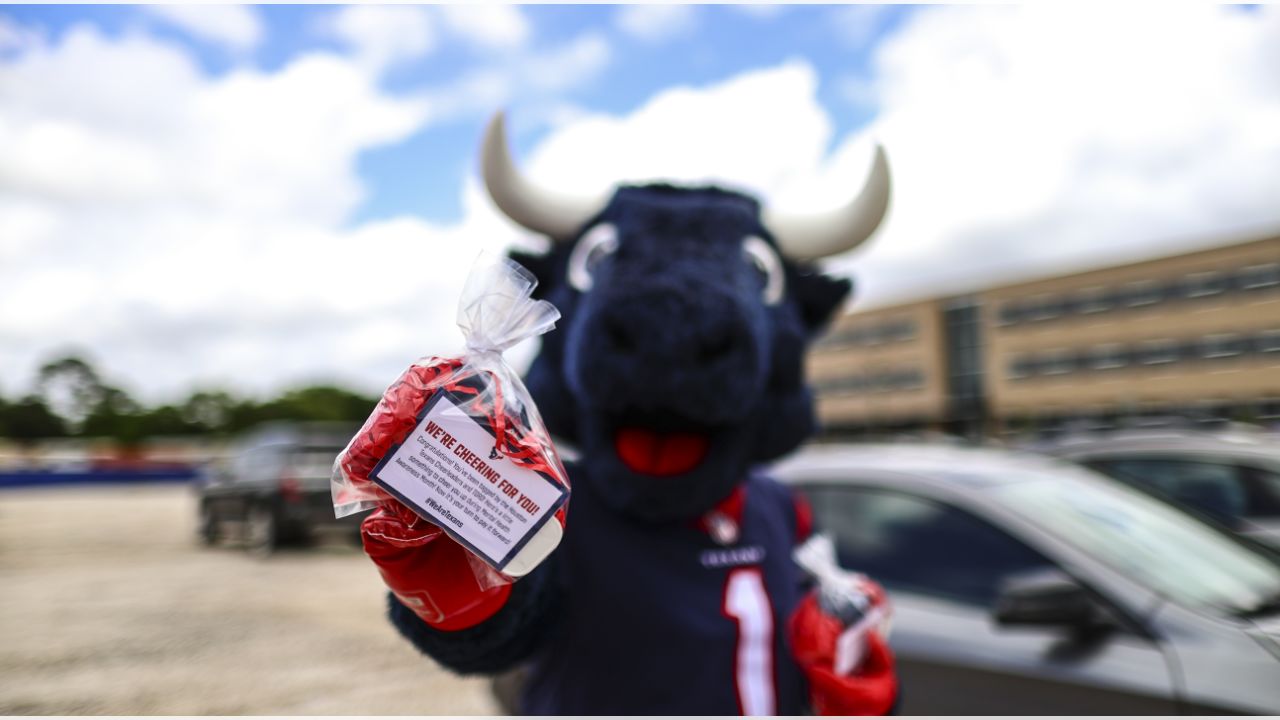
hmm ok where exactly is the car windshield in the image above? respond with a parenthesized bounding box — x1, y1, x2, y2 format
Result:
(994, 471, 1280, 616)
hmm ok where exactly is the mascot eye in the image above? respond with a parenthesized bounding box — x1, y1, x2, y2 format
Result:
(568, 223, 619, 292)
(742, 235, 784, 306)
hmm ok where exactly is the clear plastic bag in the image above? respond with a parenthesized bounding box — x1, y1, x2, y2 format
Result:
(794, 533, 894, 675)
(332, 255, 570, 588)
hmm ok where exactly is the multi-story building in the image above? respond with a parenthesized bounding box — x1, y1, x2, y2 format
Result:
(810, 232, 1280, 437)
(809, 299, 947, 432)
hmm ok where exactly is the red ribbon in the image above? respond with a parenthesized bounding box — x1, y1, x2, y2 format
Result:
(341, 357, 566, 511)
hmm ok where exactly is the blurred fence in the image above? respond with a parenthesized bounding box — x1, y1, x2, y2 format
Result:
(0, 467, 199, 489)
(0, 436, 227, 488)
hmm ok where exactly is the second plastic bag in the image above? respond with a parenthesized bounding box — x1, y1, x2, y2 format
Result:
(794, 533, 894, 675)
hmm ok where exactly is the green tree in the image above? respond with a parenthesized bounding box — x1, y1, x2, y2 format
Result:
(256, 385, 377, 425)
(81, 386, 145, 445)
(9, 355, 382, 443)
(36, 354, 104, 430)
(181, 390, 239, 433)
(1, 395, 67, 443)
(291, 385, 376, 420)
(138, 404, 195, 438)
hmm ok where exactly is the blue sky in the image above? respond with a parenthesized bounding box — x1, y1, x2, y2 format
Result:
(2, 5, 1278, 401)
(5, 4, 912, 225)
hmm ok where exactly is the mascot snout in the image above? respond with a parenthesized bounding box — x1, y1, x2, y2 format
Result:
(569, 280, 770, 421)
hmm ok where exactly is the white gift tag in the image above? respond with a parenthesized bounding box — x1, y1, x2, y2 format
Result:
(370, 391, 568, 575)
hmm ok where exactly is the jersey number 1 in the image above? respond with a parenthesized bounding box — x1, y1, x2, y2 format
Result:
(723, 568, 776, 715)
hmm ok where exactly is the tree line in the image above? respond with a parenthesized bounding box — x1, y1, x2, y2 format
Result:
(0, 355, 378, 446)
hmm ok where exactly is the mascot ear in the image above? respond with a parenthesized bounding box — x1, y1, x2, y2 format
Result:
(508, 249, 556, 300)
(793, 273, 853, 335)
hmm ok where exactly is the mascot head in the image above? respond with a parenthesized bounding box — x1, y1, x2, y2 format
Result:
(484, 112, 890, 522)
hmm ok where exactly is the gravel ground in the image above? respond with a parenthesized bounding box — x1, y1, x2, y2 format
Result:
(0, 484, 499, 715)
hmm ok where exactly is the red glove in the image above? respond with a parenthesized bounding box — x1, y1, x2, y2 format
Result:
(346, 358, 569, 631)
(361, 501, 512, 631)
(789, 585, 899, 715)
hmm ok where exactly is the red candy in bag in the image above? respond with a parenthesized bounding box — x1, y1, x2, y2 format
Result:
(332, 257, 569, 588)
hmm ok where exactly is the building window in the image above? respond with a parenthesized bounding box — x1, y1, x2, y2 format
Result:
(1201, 333, 1247, 360)
(887, 319, 918, 342)
(822, 375, 861, 395)
(896, 369, 925, 391)
(1138, 339, 1179, 365)
(1040, 349, 1075, 375)
(1257, 329, 1280, 355)
(1181, 270, 1229, 299)
(815, 367, 925, 396)
(1088, 343, 1128, 370)
(1075, 286, 1114, 315)
(1007, 356, 1033, 380)
(1123, 280, 1163, 308)
(1240, 263, 1280, 291)
(997, 302, 1023, 326)
(822, 327, 858, 348)
(1025, 295, 1063, 322)
(822, 318, 920, 349)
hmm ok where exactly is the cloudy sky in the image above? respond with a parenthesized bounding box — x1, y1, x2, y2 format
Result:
(2, 4, 1279, 404)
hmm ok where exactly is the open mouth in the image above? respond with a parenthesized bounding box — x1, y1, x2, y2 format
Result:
(609, 410, 714, 476)
(614, 428, 710, 476)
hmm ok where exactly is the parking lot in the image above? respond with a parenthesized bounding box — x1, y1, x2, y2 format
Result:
(0, 484, 497, 715)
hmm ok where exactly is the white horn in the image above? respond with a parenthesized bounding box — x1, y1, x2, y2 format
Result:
(764, 144, 891, 262)
(481, 111, 606, 242)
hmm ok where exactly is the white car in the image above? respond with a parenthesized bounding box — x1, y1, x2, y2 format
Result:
(772, 442, 1280, 715)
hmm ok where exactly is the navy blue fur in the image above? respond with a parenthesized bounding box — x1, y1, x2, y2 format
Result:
(514, 183, 850, 522)
(387, 559, 561, 675)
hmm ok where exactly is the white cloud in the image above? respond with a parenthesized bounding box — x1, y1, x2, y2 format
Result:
(439, 5, 531, 51)
(143, 5, 263, 52)
(420, 32, 612, 125)
(454, 5, 1280, 316)
(1, 13, 43, 53)
(321, 4, 435, 75)
(5, 5, 1279, 403)
(0, 23, 468, 401)
(521, 61, 831, 199)
(615, 5, 699, 43)
(826, 4, 1280, 307)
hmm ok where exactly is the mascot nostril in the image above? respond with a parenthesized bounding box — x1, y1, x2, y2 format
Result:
(697, 327, 739, 363)
(603, 316, 636, 354)
(375, 111, 899, 716)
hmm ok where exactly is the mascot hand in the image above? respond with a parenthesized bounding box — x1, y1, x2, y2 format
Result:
(361, 502, 512, 631)
(789, 588, 899, 716)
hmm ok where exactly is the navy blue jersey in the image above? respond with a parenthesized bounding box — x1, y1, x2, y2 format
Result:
(521, 469, 809, 715)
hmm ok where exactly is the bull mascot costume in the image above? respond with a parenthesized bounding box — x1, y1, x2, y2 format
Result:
(361, 112, 899, 715)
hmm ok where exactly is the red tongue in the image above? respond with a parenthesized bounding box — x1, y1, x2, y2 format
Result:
(614, 427, 710, 476)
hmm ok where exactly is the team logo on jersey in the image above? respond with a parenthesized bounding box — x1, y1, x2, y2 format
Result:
(705, 510, 739, 545)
